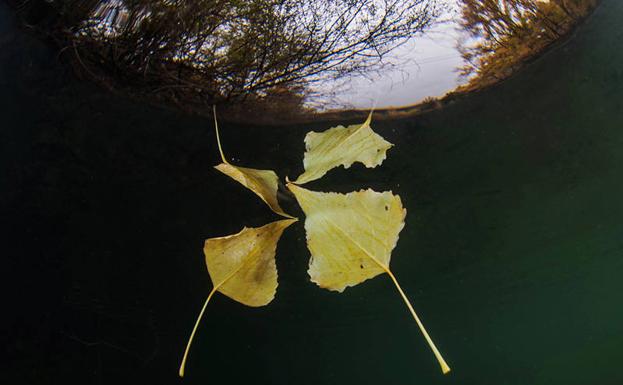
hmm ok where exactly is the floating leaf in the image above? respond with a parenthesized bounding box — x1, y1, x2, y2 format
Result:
(287, 184, 404, 291)
(292, 112, 393, 184)
(287, 183, 450, 374)
(213, 107, 293, 218)
(179, 218, 297, 377)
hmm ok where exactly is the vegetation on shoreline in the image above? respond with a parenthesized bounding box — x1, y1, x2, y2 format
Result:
(7, 0, 600, 124)
(457, 0, 599, 92)
(8, 0, 444, 117)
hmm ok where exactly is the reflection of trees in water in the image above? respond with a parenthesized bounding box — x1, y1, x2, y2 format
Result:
(9, 0, 445, 117)
(457, 0, 598, 91)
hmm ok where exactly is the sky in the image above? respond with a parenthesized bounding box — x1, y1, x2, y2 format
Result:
(330, 4, 464, 109)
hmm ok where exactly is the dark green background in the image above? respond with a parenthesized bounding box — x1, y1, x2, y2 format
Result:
(2, 1, 622, 384)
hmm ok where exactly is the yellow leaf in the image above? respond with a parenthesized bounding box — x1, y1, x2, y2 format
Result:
(179, 218, 297, 377)
(204, 219, 297, 307)
(215, 163, 293, 218)
(212, 107, 293, 218)
(292, 112, 393, 184)
(288, 184, 405, 291)
(287, 183, 450, 374)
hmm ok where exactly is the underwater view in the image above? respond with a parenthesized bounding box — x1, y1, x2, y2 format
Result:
(2, 1, 622, 384)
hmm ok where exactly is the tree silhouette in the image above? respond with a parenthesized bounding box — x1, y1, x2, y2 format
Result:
(10, 0, 444, 112)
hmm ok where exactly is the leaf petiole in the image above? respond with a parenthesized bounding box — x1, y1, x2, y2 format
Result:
(213, 106, 228, 165)
(385, 269, 451, 374)
(179, 286, 218, 378)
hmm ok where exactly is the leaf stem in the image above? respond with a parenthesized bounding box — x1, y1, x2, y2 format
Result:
(213, 105, 228, 164)
(179, 286, 218, 378)
(385, 269, 451, 374)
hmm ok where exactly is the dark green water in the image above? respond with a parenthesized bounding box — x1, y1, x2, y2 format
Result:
(2, 1, 622, 384)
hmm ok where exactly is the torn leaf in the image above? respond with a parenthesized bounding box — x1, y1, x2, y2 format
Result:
(293, 112, 393, 184)
(212, 107, 293, 218)
(179, 218, 297, 377)
(286, 183, 450, 374)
